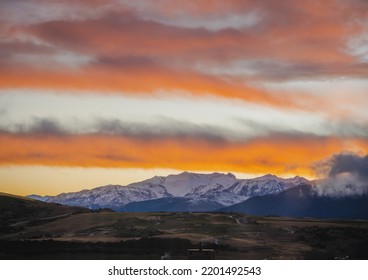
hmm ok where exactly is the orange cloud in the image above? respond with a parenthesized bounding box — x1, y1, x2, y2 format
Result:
(0, 65, 296, 108)
(1, 0, 366, 110)
(17, 3, 353, 65)
(1, 132, 367, 178)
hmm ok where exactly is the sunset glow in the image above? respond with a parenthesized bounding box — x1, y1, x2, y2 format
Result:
(1, 0, 367, 195)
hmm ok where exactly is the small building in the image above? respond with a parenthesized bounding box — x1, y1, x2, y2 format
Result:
(187, 248, 215, 260)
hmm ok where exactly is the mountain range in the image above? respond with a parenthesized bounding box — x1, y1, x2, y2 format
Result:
(29, 172, 307, 211)
(28, 172, 368, 219)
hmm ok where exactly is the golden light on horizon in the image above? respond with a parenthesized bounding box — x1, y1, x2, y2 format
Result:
(1, 0, 367, 196)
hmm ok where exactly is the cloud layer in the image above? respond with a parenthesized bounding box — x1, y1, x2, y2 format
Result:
(1, 0, 367, 104)
(0, 0, 368, 194)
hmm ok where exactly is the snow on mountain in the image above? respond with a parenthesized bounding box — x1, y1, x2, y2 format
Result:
(162, 172, 236, 196)
(45, 184, 172, 210)
(29, 172, 310, 211)
(185, 187, 248, 206)
(183, 173, 309, 206)
(227, 174, 308, 197)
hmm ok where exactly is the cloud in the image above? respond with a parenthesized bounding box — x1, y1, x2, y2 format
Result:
(325, 121, 368, 138)
(2, 113, 368, 144)
(0, 0, 367, 112)
(328, 153, 368, 180)
(0, 117, 66, 135)
(18, 5, 350, 65)
(237, 60, 368, 81)
(0, 61, 294, 108)
(26, 118, 65, 135)
(314, 153, 368, 197)
(2, 0, 362, 65)
(0, 0, 112, 25)
(0, 127, 367, 178)
(0, 107, 7, 116)
(1, 0, 368, 184)
(93, 117, 231, 143)
(0, 117, 233, 142)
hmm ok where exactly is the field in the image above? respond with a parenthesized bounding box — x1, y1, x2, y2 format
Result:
(1, 211, 368, 260)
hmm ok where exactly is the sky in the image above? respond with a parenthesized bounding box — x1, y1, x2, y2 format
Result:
(0, 0, 367, 196)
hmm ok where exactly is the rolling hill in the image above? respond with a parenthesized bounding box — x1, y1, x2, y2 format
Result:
(0, 192, 90, 229)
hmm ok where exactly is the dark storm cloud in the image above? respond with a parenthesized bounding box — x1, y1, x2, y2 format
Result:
(315, 153, 368, 197)
(328, 153, 368, 181)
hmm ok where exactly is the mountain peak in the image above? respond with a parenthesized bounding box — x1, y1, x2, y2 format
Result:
(226, 172, 236, 178)
(256, 174, 279, 180)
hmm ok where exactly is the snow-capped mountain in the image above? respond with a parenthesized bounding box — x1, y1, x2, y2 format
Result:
(29, 172, 310, 211)
(44, 184, 172, 210)
(183, 173, 309, 206)
(149, 171, 238, 197)
(227, 174, 309, 197)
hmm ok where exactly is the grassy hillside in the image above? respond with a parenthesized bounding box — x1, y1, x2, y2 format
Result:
(1, 211, 368, 259)
(0, 192, 90, 228)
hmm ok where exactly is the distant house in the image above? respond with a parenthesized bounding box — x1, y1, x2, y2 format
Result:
(187, 248, 215, 260)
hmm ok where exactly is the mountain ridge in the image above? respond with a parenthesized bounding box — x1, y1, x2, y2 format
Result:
(220, 184, 368, 219)
(25, 172, 368, 219)
(28, 172, 310, 211)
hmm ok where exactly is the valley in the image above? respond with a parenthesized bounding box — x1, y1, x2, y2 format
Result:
(1, 210, 368, 260)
